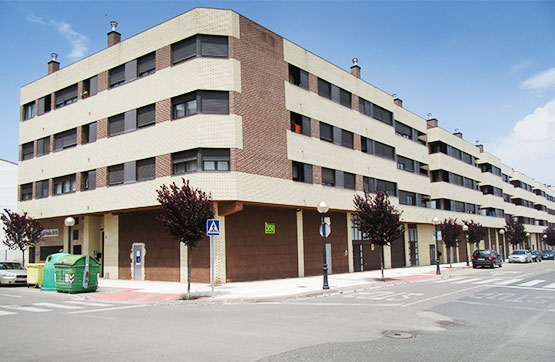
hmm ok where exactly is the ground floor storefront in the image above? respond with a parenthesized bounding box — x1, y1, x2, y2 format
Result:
(27, 203, 552, 283)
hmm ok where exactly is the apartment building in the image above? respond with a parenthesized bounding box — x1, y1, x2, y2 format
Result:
(18, 8, 555, 283)
(0, 159, 20, 262)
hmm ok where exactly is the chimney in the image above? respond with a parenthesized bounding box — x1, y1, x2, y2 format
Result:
(426, 113, 438, 129)
(350, 58, 360, 79)
(476, 144, 484, 153)
(453, 129, 463, 139)
(107, 21, 121, 47)
(48, 53, 60, 75)
(393, 94, 403, 107)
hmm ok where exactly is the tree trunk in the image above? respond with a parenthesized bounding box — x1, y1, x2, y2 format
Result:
(380, 244, 385, 281)
(449, 246, 453, 268)
(21, 248, 25, 266)
(187, 244, 192, 299)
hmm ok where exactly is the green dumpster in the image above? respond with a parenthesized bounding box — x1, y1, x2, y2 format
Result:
(42, 253, 70, 291)
(54, 255, 100, 294)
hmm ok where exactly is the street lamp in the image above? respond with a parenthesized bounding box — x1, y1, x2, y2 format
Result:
(317, 201, 330, 290)
(64, 217, 75, 254)
(462, 224, 469, 266)
(433, 217, 440, 275)
(499, 229, 505, 261)
(526, 232, 530, 249)
(543, 234, 547, 250)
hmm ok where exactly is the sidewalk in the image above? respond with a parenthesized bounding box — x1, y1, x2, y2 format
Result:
(91, 262, 469, 304)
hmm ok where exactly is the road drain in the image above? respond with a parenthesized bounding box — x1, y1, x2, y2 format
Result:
(382, 330, 414, 339)
(437, 320, 465, 326)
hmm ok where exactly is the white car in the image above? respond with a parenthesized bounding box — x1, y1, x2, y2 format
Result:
(0, 262, 27, 285)
(508, 250, 532, 263)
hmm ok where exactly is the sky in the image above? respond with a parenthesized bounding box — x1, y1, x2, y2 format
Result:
(1, 0, 554, 185)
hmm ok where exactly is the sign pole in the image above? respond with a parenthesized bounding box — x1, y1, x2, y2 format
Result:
(206, 219, 220, 298)
(211, 235, 214, 298)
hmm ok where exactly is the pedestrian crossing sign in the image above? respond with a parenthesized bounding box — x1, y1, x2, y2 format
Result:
(206, 219, 220, 236)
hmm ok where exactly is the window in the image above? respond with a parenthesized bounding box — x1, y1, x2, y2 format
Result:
(429, 141, 448, 155)
(73, 230, 79, 241)
(53, 174, 76, 195)
(40, 245, 63, 261)
(399, 190, 416, 206)
(82, 76, 98, 98)
(376, 179, 397, 196)
(360, 98, 372, 117)
(173, 149, 199, 174)
(322, 168, 335, 187)
(137, 104, 155, 128)
(361, 136, 371, 154)
(172, 35, 228, 64)
(137, 158, 156, 181)
(288, 64, 309, 89)
(292, 162, 313, 183)
(137, 52, 156, 77)
(35, 180, 49, 199)
(319, 123, 333, 143)
(464, 177, 476, 190)
(290, 112, 311, 136)
(55, 84, 78, 108)
(82, 122, 97, 144)
(341, 130, 354, 149)
(451, 148, 462, 160)
(318, 78, 331, 99)
(82, 170, 96, 191)
(109, 114, 125, 136)
(172, 149, 230, 174)
(24, 102, 35, 120)
(462, 152, 472, 165)
(202, 149, 230, 171)
(395, 121, 412, 139)
(374, 141, 395, 160)
(21, 142, 34, 160)
(37, 137, 50, 156)
(172, 91, 228, 119)
(344, 172, 355, 190)
(502, 173, 510, 183)
(452, 174, 463, 186)
(317, 78, 351, 108)
(20, 183, 33, 201)
(454, 201, 465, 213)
(54, 129, 77, 151)
(397, 155, 414, 172)
(108, 164, 124, 185)
(371, 103, 393, 125)
(109, 65, 125, 88)
(38, 95, 51, 116)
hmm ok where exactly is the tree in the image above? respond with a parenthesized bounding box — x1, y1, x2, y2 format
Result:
(543, 226, 555, 248)
(463, 220, 486, 250)
(440, 218, 462, 268)
(156, 179, 215, 299)
(1, 209, 44, 265)
(353, 192, 404, 280)
(505, 218, 527, 249)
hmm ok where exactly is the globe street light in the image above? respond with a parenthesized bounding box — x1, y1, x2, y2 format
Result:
(317, 201, 330, 290)
(543, 234, 547, 250)
(462, 224, 469, 266)
(64, 217, 76, 254)
(433, 217, 440, 275)
(526, 232, 530, 249)
(499, 229, 505, 260)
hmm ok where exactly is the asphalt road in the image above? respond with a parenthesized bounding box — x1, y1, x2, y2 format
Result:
(1, 261, 554, 362)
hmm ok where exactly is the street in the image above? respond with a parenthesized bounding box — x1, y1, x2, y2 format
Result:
(1, 262, 554, 362)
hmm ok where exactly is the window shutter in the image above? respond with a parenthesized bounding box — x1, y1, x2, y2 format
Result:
(332, 126, 342, 146)
(318, 78, 331, 99)
(200, 91, 229, 114)
(344, 172, 355, 190)
(88, 170, 96, 190)
(137, 104, 155, 128)
(124, 110, 137, 133)
(36, 138, 44, 156)
(88, 122, 97, 143)
(123, 161, 136, 183)
(202, 148, 230, 161)
(301, 116, 311, 136)
(109, 65, 125, 86)
(339, 89, 351, 108)
(342, 130, 353, 148)
(89, 76, 98, 96)
(172, 149, 198, 164)
(335, 170, 344, 188)
(137, 52, 155, 75)
(172, 37, 196, 63)
(137, 158, 155, 181)
(300, 70, 309, 90)
(125, 59, 137, 83)
(63, 129, 77, 148)
(322, 168, 335, 186)
(38, 97, 45, 115)
(108, 164, 124, 185)
(331, 85, 340, 103)
(320, 123, 332, 142)
(200, 35, 228, 57)
(303, 164, 313, 184)
(109, 114, 125, 136)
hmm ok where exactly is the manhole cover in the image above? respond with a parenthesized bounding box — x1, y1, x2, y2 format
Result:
(437, 320, 465, 326)
(382, 330, 414, 339)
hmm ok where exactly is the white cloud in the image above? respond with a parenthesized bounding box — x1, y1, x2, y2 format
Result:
(489, 97, 555, 185)
(26, 13, 89, 59)
(510, 60, 531, 74)
(521, 67, 555, 89)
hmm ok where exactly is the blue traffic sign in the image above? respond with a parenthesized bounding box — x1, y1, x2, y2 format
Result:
(206, 219, 220, 236)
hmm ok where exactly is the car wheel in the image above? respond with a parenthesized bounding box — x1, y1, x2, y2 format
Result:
(472, 265, 477, 269)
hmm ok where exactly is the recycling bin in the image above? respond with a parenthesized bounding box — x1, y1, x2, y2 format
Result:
(26, 263, 45, 287)
(54, 255, 100, 293)
(41, 253, 70, 291)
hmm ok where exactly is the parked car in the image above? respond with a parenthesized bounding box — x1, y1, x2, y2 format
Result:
(508, 250, 532, 263)
(541, 250, 555, 260)
(472, 249, 503, 269)
(0, 262, 27, 285)
(529, 250, 542, 262)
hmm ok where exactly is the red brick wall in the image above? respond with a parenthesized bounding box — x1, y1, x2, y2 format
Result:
(97, 118, 108, 139)
(156, 45, 171, 71)
(155, 154, 171, 177)
(155, 99, 171, 123)
(97, 167, 107, 188)
(98, 71, 109, 92)
(231, 16, 290, 180)
(302, 210, 349, 276)
(225, 205, 298, 282)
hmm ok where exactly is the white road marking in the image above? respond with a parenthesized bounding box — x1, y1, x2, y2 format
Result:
(400, 285, 484, 308)
(2, 305, 51, 313)
(268, 302, 403, 307)
(494, 278, 524, 285)
(65, 301, 114, 307)
(33, 302, 83, 310)
(452, 278, 482, 284)
(518, 280, 545, 287)
(543, 282, 555, 289)
(472, 279, 501, 285)
(0, 293, 22, 298)
(0, 310, 17, 316)
(68, 304, 147, 314)
(433, 277, 466, 283)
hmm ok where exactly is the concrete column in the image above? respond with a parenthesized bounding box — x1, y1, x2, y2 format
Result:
(383, 245, 392, 269)
(83, 216, 102, 255)
(103, 213, 119, 279)
(346, 213, 354, 273)
(296, 210, 304, 277)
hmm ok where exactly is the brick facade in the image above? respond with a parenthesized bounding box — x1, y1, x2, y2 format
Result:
(155, 154, 171, 177)
(96, 167, 108, 188)
(155, 99, 171, 123)
(156, 45, 171, 71)
(97, 71, 109, 92)
(97, 118, 108, 139)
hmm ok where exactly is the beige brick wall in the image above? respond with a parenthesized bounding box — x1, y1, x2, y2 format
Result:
(103, 213, 119, 279)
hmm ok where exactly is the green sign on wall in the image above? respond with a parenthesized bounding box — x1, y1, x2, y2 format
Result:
(265, 222, 276, 234)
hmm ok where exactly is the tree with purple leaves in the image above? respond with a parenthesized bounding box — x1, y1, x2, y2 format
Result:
(463, 220, 486, 250)
(440, 218, 462, 268)
(156, 179, 215, 299)
(353, 192, 404, 281)
(543, 226, 555, 248)
(505, 218, 527, 249)
(1, 209, 44, 265)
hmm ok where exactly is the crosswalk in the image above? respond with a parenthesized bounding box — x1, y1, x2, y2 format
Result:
(432, 276, 555, 290)
(0, 300, 140, 317)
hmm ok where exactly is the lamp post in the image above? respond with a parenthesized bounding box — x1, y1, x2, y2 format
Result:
(499, 229, 505, 260)
(64, 217, 75, 254)
(526, 232, 530, 249)
(433, 217, 440, 275)
(462, 224, 469, 266)
(317, 201, 330, 290)
(543, 234, 547, 251)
